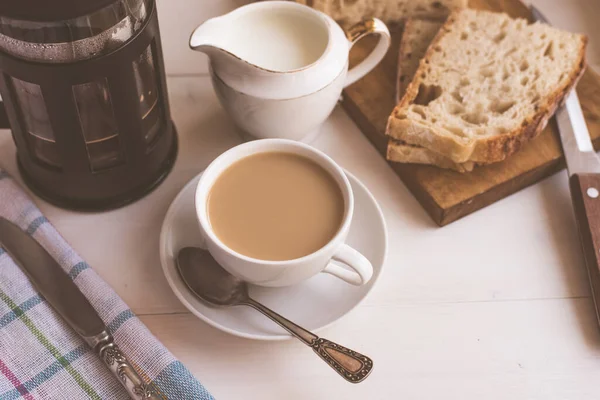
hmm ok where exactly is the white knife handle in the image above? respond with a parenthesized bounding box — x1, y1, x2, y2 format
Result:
(86, 331, 161, 399)
(569, 174, 600, 328)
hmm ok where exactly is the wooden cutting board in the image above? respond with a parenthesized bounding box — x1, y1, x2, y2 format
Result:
(342, 0, 600, 226)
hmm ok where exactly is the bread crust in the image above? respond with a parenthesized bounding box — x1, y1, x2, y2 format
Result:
(387, 139, 476, 172)
(396, 18, 414, 103)
(386, 11, 589, 165)
(397, 19, 443, 102)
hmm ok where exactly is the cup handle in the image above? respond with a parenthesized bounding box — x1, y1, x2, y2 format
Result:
(322, 244, 373, 286)
(343, 18, 391, 88)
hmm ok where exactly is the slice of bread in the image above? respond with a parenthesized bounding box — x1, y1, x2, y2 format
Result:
(386, 9, 588, 164)
(398, 19, 443, 100)
(295, 0, 467, 25)
(393, 18, 475, 171)
(390, 12, 584, 171)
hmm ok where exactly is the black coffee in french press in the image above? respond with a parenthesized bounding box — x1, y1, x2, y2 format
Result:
(0, 0, 177, 210)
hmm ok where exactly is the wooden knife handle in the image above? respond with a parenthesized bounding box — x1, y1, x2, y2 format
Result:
(569, 173, 600, 324)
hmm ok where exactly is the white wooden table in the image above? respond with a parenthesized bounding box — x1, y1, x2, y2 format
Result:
(1, 1, 600, 398)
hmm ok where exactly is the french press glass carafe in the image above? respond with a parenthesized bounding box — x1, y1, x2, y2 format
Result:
(0, 0, 177, 210)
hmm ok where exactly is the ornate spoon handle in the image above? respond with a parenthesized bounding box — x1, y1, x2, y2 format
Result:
(244, 298, 373, 383)
(86, 331, 161, 399)
(310, 338, 374, 383)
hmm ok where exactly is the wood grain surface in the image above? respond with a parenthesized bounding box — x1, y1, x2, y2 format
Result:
(342, 0, 600, 226)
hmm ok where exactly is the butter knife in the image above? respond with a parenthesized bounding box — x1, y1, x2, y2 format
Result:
(530, 7, 600, 326)
(0, 217, 161, 399)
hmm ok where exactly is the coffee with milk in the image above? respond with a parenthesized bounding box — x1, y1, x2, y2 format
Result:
(207, 152, 344, 261)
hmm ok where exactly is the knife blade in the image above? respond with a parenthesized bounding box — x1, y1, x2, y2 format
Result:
(0, 217, 160, 399)
(556, 90, 600, 175)
(531, 6, 600, 328)
(0, 218, 105, 337)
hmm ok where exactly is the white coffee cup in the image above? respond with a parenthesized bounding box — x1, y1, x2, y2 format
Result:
(195, 139, 373, 287)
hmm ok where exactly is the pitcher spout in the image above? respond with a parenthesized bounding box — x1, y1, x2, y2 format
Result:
(189, 18, 225, 54)
(190, 17, 262, 80)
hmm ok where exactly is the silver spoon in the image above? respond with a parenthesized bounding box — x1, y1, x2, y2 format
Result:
(176, 247, 373, 383)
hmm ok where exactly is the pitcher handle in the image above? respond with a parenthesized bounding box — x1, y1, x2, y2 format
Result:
(343, 18, 391, 88)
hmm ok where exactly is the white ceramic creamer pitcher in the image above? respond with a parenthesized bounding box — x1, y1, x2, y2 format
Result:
(190, 1, 390, 142)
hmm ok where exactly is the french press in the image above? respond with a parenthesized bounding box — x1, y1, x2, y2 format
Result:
(0, 0, 177, 210)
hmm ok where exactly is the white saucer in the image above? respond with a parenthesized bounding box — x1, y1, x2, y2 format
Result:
(159, 170, 387, 341)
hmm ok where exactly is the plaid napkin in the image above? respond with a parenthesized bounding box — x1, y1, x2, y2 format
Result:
(0, 170, 214, 400)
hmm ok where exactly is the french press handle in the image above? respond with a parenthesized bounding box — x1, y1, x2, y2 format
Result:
(0, 100, 9, 129)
